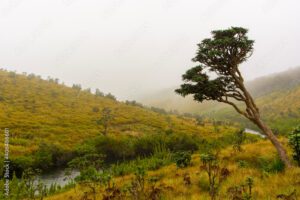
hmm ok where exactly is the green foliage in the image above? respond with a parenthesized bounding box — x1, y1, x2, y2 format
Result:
(34, 142, 55, 170)
(68, 153, 104, 171)
(18, 142, 72, 174)
(233, 129, 246, 152)
(133, 135, 163, 157)
(75, 166, 100, 183)
(258, 156, 285, 173)
(97, 107, 114, 135)
(12, 156, 34, 176)
(173, 151, 192, 168)
(68, 134, 174, 177)
(200, 153, 220, 200)
(200, 152, 230, 200)
(95, 136, 135, 162)
(76, 133, 199, 166)
(237, 160, 249, 168)
(110, 147, 172, 176)
(74, 166, 102, 200)
(288, 125, 300, 166)
(166, 133, 199, 152)
(176, 27, 254, 103)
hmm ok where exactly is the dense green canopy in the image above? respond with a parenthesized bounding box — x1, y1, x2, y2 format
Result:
(176, 27, 254, 105)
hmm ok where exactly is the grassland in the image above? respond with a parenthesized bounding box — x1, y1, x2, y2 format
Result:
(0, 69, 237, 175)
(0, 69, 299, 200)
(45, 140, 300, 200)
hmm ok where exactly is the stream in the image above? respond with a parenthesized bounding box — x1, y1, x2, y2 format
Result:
(38, 128, 264, 187)
(244, 128, 265, 138)
(37, 169, 79, 188)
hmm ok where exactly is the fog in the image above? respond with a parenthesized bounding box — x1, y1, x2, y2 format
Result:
(0, 0, 299, 100)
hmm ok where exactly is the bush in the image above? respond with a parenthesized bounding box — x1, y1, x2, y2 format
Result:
(288, 125, 300, 166)
(166, 133, 198, 152)
(200, 152, 229, 200)
(33, 142, 69, 171)
(237, 160, 249, 168)
(75, 166, 100, 182)
(232, 129, 246, 152)
(173, 151, 192, 168)
(258, 156, 285, 173)
(111, 148, 172, 176)
(11, 156, 34, 177)
(133, 135, 161, 157)
(95, 136, 135, 162)
(34, 143, 54, 170)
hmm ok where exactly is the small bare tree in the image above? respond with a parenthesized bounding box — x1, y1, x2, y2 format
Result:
(97, 107, 113, 136)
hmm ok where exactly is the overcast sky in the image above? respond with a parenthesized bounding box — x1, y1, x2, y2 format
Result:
(0, 0, 299, 100)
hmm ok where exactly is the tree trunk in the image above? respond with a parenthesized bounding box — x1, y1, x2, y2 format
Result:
(255, 118, 292, 168)
(234, 76, 292, 168)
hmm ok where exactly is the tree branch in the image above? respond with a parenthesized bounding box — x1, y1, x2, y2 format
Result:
(218, 98, 252, 120)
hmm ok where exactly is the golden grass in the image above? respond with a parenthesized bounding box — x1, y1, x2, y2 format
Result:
(0, 70, 236, 157)
(46, 140, 300, 200)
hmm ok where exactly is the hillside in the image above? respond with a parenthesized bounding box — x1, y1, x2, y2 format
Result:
(46, 140, 300, 200)
(211, 85, 300, 132)
(0, 69, 234, 161)
(140, 66, 300, 133)
(0, 69, 298, 200)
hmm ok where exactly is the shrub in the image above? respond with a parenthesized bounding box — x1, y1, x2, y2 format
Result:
(33, 142, 70, 171)
(133, 135, 160, 157)
(34, 143, 54, 170)
(237, 160, 249, 168)
(200, 152, 229, 200)
(68, 153, 104, 170)
(166, 133, 198, 152)
(233, 129, 246, 152)
(258, 156, 285, 173)
(227, 177, 254, 200)
(173, 151, 192, 168)
(288, 125, 300, 166)
(12, 156, 34, 177)
(75, 166, 101, 200)
(111, 148, 172, 176)
(97, 107, 114, 136)
(75, 166, 100, 182)
(95, 136, 135, 162)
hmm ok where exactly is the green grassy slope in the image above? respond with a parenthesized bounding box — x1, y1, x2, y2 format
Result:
(140, 67, 300, 133)
(213, 85, 300, 133)
(0, 70, 233, 159)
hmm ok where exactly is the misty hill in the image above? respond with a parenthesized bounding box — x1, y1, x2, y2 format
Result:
(247, 66, 300, 97)
(140, 66, 300, 133)
(0, 69, 231, 159)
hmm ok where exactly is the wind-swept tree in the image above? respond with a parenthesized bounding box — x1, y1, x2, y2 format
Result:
(176, 27, 291, 167)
